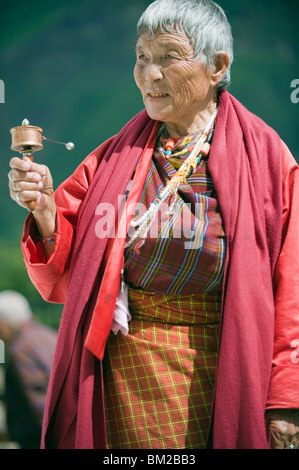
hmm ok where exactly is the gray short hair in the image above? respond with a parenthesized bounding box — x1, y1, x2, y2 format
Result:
(137, 0, 233, 90)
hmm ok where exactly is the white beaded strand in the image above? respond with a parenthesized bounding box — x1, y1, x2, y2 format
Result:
(125, 108, 218, 249)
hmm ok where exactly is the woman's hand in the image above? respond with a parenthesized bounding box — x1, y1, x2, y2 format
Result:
(266, 409, 299, 449)
(8, 156, 57, 237)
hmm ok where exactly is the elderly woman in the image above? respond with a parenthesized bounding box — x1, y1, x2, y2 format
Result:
(8, 0, 299, 450)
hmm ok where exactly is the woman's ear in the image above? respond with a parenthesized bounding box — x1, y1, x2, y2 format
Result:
(210, 52, 230, 87)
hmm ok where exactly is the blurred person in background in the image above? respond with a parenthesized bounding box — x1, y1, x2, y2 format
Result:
(0, 290, 56, 448)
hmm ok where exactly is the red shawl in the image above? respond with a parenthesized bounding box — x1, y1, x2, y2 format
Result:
(41, 91, 282, 449)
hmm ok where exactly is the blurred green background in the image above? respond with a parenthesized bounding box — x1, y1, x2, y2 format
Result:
(0, 0, 298, 328)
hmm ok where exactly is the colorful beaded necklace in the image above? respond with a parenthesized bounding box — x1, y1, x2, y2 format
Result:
(125, 108, 218, 249)
(157, 125, 213, 170)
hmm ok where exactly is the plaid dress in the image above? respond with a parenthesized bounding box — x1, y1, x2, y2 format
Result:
(103, 127, 226, 449)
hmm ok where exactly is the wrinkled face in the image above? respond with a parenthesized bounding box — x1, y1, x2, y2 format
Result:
(134, 29, 215, 131)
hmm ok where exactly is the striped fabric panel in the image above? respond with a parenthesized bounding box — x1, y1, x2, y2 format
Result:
(103, 289, 221, 449)
(124, 140, 226, 295)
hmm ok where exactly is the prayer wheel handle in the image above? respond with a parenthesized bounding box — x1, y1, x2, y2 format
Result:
(10, 119, 75, 211)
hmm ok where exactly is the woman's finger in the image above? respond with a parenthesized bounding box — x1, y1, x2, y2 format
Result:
(9, 169, 42, 183)
(13, 189, 42, 203)
(9, 156, 49, 180)
(9, 156, 31, 172)
(12, 180, 43, 192)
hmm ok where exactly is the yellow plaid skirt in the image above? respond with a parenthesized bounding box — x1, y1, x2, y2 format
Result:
(103, 288, 221, 449)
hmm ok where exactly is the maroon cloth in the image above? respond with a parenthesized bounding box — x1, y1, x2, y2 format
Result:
(41, 91, 282, 449)
(42, 111, 157, 448)
(208, 92, 282, 448)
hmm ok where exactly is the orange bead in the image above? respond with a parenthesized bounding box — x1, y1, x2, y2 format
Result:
(165, 139, 175, 151)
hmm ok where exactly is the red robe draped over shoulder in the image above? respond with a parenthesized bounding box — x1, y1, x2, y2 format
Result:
(22, 91, 299, 449)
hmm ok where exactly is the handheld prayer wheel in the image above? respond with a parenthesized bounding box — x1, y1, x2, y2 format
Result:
(10, 119, 44, 157)
(10, 119, 75, 210)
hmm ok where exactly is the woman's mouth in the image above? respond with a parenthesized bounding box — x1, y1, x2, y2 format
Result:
(147, 92, 168, 98)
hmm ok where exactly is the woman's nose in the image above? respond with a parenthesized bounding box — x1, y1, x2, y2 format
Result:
(146, 62, 163, 81)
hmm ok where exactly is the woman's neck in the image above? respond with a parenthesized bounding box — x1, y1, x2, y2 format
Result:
(164, 98, 218, 139)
